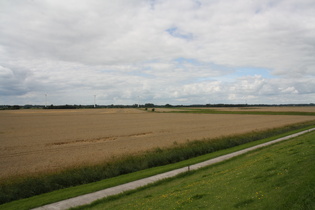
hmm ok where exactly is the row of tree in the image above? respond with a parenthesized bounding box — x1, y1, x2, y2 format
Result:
(1, 103, 314, 110)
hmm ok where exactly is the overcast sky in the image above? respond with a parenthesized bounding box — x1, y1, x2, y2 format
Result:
(1, 0, 315, 105)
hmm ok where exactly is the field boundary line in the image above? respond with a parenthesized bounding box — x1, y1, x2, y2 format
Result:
(33, 128, 315, 210)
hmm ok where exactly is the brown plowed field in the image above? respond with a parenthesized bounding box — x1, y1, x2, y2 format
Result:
(1, 108, 315, 179)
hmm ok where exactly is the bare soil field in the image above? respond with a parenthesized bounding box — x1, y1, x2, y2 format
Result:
(1, 108, 315, 180)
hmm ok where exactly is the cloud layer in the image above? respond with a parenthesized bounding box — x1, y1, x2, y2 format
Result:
(1, 0, 315, 105)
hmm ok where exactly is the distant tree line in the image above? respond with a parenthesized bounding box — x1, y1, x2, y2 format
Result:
(0, 103, 314, 110)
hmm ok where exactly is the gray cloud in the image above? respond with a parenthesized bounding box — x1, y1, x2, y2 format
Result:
(0, 65, 32, 96)
(0, 0, 314, 105)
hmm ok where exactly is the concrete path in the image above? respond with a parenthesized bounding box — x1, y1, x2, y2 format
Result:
(33, 128, 315, 210)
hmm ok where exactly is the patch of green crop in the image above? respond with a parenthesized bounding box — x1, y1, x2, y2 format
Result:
(167, 108, 315, 115)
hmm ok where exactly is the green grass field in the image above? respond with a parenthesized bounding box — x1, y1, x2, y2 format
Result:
(167, 108, 315, 116)
(74, 131, 315, 210)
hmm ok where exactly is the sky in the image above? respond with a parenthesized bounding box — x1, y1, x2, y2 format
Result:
(1, 0, 315, 105)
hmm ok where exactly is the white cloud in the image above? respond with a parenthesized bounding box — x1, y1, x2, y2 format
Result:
(0, 0, 314, 105)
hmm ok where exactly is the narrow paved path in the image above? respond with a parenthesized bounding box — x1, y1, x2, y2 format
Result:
(33, 128, 315, 210)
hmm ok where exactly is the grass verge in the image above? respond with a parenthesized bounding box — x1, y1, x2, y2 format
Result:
(166, 108, 315, 115)
(74, 129, 315, 209)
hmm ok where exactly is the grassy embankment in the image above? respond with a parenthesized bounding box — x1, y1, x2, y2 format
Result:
(166, 108, 315, 116)
(74, 128, 315, 210)
(0, 113, 315, 209)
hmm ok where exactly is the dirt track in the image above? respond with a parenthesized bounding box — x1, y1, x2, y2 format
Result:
(1, 108, 315, 179)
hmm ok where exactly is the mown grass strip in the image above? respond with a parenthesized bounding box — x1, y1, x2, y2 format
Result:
(74, 130, 315, 210)
(1, 123, 315, 209)
(166, 108, 315, 115)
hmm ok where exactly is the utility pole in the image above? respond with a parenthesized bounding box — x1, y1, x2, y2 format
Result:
(45, 94, 47, 108)
(94, 95, 96, 108)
